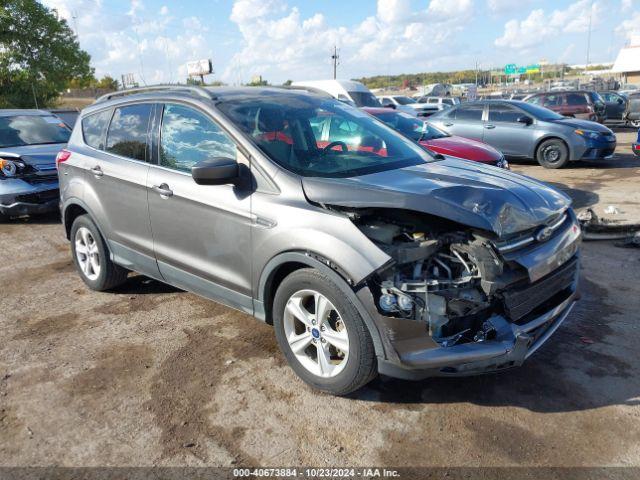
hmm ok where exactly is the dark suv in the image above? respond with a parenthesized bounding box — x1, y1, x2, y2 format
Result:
(58, 86, 582, 395)
(524, 91, 606, 123)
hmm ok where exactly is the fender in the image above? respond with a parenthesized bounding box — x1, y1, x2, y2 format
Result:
(61, 196, 108, 243)
(256, 250, 390, 360)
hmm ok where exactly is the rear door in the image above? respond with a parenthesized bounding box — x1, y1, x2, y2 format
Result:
(437, 103, 486, 141)
(146, 102, 253, 312)
(84, 102, 160, 277)
(484, 103, 535, 157)
(564, 93, 591, 119)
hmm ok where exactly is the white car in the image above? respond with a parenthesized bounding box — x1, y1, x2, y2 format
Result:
(377, 95, 438, 117)
(291, 79, 381, 107)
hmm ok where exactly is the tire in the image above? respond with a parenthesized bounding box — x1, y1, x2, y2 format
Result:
(631, 119, 640, 128)
(536, 138, 569, 169)
(70, 214, 128, 291)
(273, 268, 377, 395)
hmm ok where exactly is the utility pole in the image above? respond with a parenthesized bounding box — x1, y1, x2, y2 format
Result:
(586, 0, 593, 70)
(331, 46, 339, 80)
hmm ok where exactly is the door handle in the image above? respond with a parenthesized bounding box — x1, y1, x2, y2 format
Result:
(152, 183, 173, 198)
(485, 124, 496, 129)
(444, 122, 454, 127)
(91, 165, 103, 177)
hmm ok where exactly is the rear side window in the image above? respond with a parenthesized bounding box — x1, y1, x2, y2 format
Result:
(81, 110, 112, 150)
(454, 104, 484, 120)
(567, 93, 588, 106)
(106, 104, 153, 161)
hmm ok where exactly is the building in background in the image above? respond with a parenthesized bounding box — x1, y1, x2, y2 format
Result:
(612, 37, 640, 85)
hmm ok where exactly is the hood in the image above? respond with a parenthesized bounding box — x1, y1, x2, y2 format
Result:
(302, 158, 571, 237)
(551, 118, 611, 133)
(0, 143, 66, 171)
(420, 135, 502, 163)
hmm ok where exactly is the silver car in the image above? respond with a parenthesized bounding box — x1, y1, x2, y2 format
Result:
(428, 100, 617, 168)
(59, 86, 581, 395)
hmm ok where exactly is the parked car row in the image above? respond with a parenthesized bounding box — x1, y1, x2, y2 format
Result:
(54, 85, 582, 395)
(428, 100, 616, 168)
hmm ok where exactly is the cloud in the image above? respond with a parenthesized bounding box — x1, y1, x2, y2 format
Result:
(616, 11, 640, 43)
(222, 0, 476, 83)
(487, 0, 534, 14)
(495, 0, 601, 50)
(41, 0, 214, 84)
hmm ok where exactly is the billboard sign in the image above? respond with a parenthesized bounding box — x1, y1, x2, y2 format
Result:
(187, 59, 213, 77)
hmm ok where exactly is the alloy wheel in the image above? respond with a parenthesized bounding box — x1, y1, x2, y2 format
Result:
(75, 226, 100, 281)
(283, 289, 349, 378)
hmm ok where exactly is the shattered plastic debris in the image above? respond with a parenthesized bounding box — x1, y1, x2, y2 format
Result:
(577, 208, 640, 241)
(604, 205, 621, 215)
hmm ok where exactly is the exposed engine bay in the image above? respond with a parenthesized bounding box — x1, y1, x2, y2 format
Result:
(339, 208, 535, 347)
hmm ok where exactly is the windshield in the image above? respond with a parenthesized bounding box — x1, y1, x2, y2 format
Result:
(217, 93, 433, 178)
(370, 111, 449, 142)
(0, 115, 70, 148)
(393, 96, 415, 105)
(517, 102, 565, 121)
(347, 91, 381, 107)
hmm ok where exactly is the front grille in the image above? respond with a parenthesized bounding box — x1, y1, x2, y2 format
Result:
(15, 189, 59, 204)
(502, 257, 578, 322)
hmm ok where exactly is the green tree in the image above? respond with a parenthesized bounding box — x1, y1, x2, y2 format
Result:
(0, 0, 93, 108)
(95, 75, 119, 90)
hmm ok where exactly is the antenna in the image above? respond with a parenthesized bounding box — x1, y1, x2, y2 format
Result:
(331, 46, 340, 80)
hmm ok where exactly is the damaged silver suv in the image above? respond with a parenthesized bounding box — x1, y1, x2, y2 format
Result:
(58, 86, 581, 395)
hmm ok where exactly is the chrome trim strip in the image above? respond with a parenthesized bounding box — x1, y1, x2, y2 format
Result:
(496, 212, 568, 253)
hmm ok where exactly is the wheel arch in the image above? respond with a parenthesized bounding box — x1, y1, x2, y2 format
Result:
(256, 251, 387, 359)
(62, 198, 107, 242)
(534, 135, 572, 161)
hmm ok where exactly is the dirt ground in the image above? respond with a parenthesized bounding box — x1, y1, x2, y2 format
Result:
(1, 128, 639, 468)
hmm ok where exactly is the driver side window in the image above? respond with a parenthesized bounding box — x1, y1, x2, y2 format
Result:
(160, 104, 236, 173)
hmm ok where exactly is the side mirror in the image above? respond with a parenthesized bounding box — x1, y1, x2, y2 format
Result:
(192, 157, 239, 185)
(383, 103, 396, 109)
(617, 98, 624, 104)
(517, 116, 533, 125)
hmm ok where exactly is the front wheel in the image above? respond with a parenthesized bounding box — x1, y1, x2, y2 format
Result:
(273, 268, 377, 395)
(536, 139, 569, 169)
(630, 119, 640, 128)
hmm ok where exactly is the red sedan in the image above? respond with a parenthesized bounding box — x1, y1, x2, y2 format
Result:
(363, 107, 508, 169)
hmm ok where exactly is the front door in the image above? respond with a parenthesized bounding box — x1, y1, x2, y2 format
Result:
(483, 103, 536, 157)
(147, 102, 253, 313)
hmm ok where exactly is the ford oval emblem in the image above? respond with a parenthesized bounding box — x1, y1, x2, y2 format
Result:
(536, 226, 553, 243)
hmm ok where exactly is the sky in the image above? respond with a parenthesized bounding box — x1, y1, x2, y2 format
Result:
(40, 0, 640, 85)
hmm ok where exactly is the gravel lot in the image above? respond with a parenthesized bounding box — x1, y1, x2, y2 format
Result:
(1, 129, 639, 468)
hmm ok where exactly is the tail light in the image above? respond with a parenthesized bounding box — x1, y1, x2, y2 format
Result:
(56, 149, 72, 169)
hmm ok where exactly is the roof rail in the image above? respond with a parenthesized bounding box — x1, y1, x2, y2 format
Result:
(95, 85, 215, 103)
(278, 85, 334, 99)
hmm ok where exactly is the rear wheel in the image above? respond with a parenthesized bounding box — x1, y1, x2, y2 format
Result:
(536, 138, 569, 169)
(630, 119, 640, 128)
(273, 268, 377, 395)
(70, 215, 128, 291)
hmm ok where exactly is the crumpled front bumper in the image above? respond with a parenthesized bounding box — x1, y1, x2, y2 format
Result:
(377, 287, 578, 380)
(0, 177, 59, 217)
